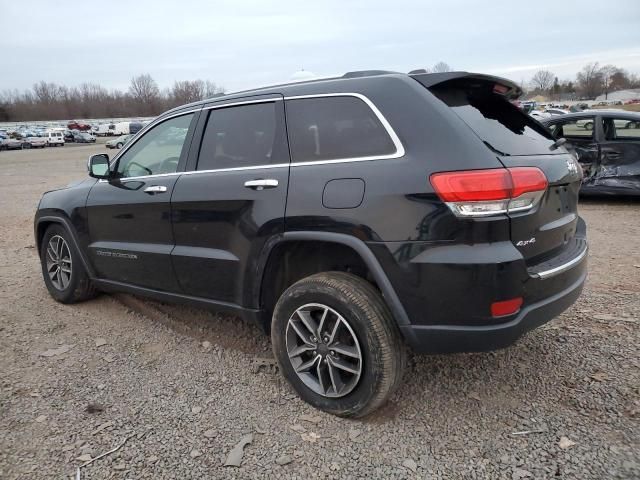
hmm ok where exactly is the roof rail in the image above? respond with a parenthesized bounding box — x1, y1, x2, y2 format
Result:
(342, 70, 399, 79)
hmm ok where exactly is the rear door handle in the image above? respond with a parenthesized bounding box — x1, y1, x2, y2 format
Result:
(144, 185, 167, 194)
(244, 179, 279, 190)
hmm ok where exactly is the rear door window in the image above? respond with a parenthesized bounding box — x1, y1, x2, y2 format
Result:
(549, 118, 595, 140)
(604, 117, 640, 140)
(285, 96, 397, 162)
(197, 101, 286, 170)
(429, 83, 556, 156)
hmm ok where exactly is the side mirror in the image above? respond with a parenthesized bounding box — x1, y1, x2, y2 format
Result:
(88, 154, 111, 179)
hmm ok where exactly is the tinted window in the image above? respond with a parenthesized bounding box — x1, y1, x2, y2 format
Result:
(550, 118, 595, 139)
(604, 117, 640, 140)
(197, 102, 279, 170)
(116, 113, 193, 178)
(286, 96, 396, 162)
(430, 85, 556, 155)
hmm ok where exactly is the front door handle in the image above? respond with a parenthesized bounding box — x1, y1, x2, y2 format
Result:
(244, 179, 279, 190)
(144, 185, 168, 194)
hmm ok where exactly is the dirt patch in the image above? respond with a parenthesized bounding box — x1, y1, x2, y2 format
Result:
(0, 146, 638, 479)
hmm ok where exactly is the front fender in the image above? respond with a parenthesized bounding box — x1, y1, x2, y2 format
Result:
(34, 214, 96, 278)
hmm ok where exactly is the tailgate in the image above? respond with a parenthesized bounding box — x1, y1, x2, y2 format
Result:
(499, 154, 582, 262)
(417, 72, 583, 262)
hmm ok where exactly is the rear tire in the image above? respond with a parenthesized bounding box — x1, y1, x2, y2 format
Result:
(271, 272, 406, 418)
(40, 224, 96, 304)
(116, 142, 123, 149)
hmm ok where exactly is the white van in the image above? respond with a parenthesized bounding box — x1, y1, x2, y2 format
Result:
(46, 131, 65, 146)
(112, 122, 130, 136)
(94, 123, 116, 136)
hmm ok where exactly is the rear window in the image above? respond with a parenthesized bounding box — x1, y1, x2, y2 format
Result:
(285, 96, 397, 162)
(430, 82, 556, 156)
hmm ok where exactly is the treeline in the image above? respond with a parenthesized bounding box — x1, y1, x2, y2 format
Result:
(0, 74, 224, 122)
(527, 63, 640, 100)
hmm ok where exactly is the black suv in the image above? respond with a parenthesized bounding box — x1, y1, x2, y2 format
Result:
(35, 71, 588, 417)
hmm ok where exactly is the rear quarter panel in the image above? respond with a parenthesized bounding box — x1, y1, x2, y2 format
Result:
(284, 75, 506, 242)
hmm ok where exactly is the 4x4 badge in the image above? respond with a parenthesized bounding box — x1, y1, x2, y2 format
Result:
(516, 237, 536, 247)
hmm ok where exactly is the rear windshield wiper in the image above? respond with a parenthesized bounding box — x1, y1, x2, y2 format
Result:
(483, 141, 510, 156)
(549, 138, 567, 151)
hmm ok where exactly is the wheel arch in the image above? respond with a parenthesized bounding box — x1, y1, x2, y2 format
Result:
(35, 215, 95, 277)
(256, 231, 410, 332)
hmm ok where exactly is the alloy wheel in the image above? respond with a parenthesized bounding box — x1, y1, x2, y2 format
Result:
(285, 303, 363, 398)
(45, 235, 72, 290)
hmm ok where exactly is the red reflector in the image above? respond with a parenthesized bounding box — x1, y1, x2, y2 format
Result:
(491, 297, 523, 317)
(430, 167, 547, 202)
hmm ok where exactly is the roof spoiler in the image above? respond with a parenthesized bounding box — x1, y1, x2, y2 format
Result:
(410, 71, 523, 100)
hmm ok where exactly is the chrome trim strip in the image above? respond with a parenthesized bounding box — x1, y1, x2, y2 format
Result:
(181, 163, 290, 176)
(202, 97, 282, 110)
(283, 92, 405, 160)
(532, 245, 588, 279)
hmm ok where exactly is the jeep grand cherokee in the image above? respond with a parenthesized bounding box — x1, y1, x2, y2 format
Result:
(35, 71, 588, 417)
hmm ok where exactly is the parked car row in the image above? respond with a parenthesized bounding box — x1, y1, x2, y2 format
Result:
(0, 136, 48, 150)
(0, 128, 96, 150)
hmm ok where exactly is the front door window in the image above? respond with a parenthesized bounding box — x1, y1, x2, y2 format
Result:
(115, 113, 194, 178)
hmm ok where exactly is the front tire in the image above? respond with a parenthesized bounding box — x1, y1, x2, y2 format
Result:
(271, 272, 406, 418)
(40, 224, 96, 303)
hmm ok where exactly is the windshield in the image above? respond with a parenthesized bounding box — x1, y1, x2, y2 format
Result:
(429, 81, 557, 156)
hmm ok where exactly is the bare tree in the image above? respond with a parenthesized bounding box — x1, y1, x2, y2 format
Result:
(33, 82, 61, 104)
(204, 80, 224, 98)
(530, 70, 555, 93)
(576, 62, 603, 99)
(129, 74, 160, 115)
(609, 69, 630, 91)
(432, 61, 452, 73)
(600, 64, 619, 99)
(171, 80, 206, 105)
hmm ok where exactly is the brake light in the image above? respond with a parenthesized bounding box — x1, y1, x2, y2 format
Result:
(493, 83, 510, 95)
(491, 297, 523, 317)
(430, 167, 547, 217)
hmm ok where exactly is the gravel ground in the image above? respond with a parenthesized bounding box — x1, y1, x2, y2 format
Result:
(0, 144, 638, 479)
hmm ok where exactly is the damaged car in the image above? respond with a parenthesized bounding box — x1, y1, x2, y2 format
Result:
(542, 111, 640, 196)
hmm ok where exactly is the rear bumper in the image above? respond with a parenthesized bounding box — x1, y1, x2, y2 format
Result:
(399, 266, 586, 353)
(368, 218, 588, 354)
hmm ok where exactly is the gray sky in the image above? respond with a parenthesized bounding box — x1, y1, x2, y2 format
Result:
(2, 0, 639, 93)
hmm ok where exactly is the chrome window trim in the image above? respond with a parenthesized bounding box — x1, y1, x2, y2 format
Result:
(202, 97, 282, 111)
(283, 92, 406, 162)
(99, 92, 405, 181)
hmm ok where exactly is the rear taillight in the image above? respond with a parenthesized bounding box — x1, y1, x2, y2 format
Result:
(430, 167, 548, 217)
